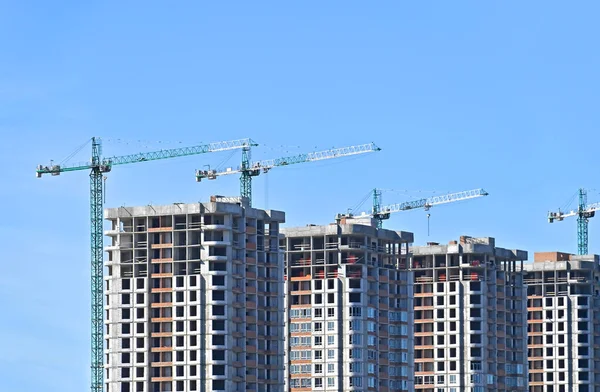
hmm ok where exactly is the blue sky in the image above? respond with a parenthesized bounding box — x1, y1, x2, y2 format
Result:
(1, 1, 600, 390)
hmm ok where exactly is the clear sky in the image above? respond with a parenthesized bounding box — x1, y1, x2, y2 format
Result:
(1, 1, 600, 390)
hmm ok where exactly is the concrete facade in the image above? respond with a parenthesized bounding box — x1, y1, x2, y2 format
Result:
(523, 253, 600, 392)
(411, 236, 529, 392)
(281, 215, 415, 392)
(104, 197, 285, 392)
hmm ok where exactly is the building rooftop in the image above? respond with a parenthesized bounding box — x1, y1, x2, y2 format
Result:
(104, 195, 285, 222)
(411, 235, 527, 260)
(523, 252, 599, 272)
(281, 215, 414, 243)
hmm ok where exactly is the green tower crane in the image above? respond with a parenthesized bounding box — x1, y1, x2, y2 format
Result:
(548, 188, 600, 255)
(36, 137, 255, 392)
(196, 142, 381, 205)
(344, 188, 489, 228)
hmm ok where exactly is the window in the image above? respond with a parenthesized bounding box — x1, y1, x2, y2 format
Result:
(314, 322, 323, 332)
(212, 365, 225, 376)
(368, 377, 376, 388)
(368, 363, 376, 374)
(328, 350, 335, 359)
(350, 376, 363, 387)
(328, 308, 335, 317)
(328, 363, 335, 373)
(328, 377, 335, 387)
(212, 305, 225, 316)
(349, 320, 361, 331)
(328, 321, 335, 331)
(315, 364, 322, 374)
(328, 335, 335, 345)
(368, 321, 376, 332)
(212, 290, 225, 301)
(212, 275, 224, 286)
(212, 335, 225, 346)
(349, 334, 361, 345)
(213, 350, 225, 360)
(314, 350, 322, 360)
(314, 378, 323, 388)
(349, 362, 361, 372)
(314, 336, 323, 346)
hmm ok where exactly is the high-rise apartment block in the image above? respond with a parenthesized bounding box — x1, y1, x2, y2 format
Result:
(411, 236, 529, 392)
(281, 215, 414, 392)
(523, 252, 600, 392)
(104, 197, 285, 392)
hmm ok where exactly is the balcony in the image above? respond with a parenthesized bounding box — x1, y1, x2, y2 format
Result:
(151, 258, 173, 263)
(148, 227, 172, 232)
(204, 239, 231, 247)
(151, 243, 172, 249)
(207, 254, 228, 262)
(204, 223, 232, 231)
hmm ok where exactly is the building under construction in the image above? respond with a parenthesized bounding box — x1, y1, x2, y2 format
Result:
(523, 252, 600, 392)
(104, 197, 285, 392)
(281, 214, 414, 391)
(411, 236, 529, 392)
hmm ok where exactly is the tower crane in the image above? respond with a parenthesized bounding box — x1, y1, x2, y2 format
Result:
(341, 188, 489, 228)
(36, 137, 255, 392)
(195, 142, 381, 205)
(548, 188, 599, 255)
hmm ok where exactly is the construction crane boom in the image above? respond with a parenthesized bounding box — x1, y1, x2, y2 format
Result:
(378, 188, 489, 214)
(343, 188, 489, 228)
(196, 142, 381, 204)
(36, 137, 254, 392)
(36, 138, 256, 176)
(548, 188, 598, 255)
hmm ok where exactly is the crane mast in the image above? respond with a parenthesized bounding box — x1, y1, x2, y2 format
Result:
(196, 142, 381, 205)
(548, 188, 599, 255)
(36, 137, 254, 392)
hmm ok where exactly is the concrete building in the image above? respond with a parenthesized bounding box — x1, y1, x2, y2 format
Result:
(411, 236, 528, 392)
(104, 196, 285, 392)
(281, 215, 414, 392)
(523, 252, 600, 392)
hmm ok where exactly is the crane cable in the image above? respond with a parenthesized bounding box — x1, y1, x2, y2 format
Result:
(59, 138, 93, 166)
